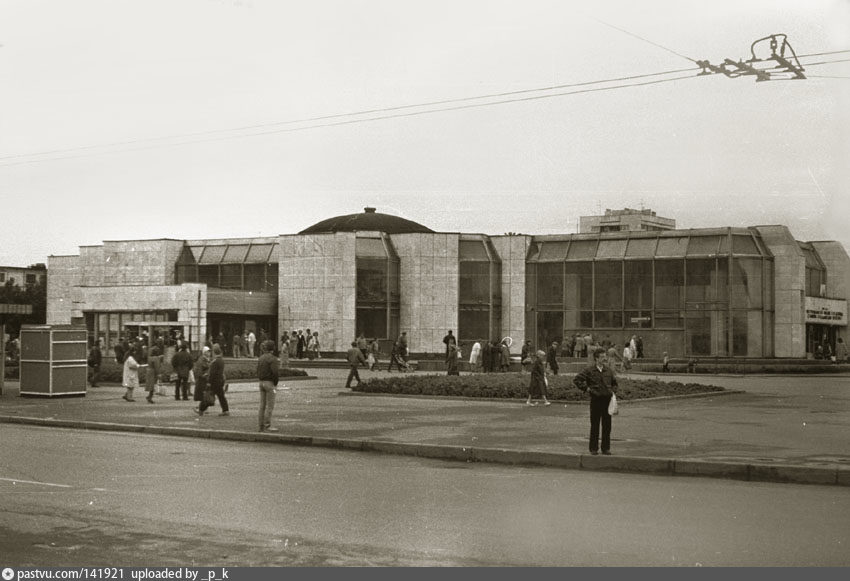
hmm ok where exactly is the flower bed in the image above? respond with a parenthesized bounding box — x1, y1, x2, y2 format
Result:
(352, 372, 725, 401)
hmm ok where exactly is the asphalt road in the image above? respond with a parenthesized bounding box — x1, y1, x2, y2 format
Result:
(1, 424, 848, 566)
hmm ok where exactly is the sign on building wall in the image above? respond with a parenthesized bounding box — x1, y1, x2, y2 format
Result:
(804, 297, 847, 326)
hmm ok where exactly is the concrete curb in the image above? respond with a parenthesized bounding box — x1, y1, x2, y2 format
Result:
(339, 389, 745, 405)
(3, 415, 846, 487)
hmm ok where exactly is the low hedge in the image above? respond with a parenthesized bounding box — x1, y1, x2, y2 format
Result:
(94, 360, 307, 384)
(353, 372, 725, 401)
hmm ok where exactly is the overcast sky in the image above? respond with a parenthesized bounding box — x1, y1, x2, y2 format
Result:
(1, 0, 848, 266)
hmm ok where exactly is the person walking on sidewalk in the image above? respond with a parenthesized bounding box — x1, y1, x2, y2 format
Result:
(87, 341, 102, 387)
(345, 341, 367, 388)
(144, 345, 163, 404)
(197, 344, 229, 416)
(526, 350, 551, 406)
(121, 341, 140, 402)
(547, 341, 560, 375)
(192, 346, 211, 412)
(171, 343, 193, 400)
(446, 343, 460, 376)
(257, 340, 280, 432)
(573, 347, 618, 455)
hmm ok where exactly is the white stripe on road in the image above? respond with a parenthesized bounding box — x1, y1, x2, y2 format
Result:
(0, 476, 72, 488)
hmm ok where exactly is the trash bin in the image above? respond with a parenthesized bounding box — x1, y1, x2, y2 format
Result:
(19, 324, 88, 397)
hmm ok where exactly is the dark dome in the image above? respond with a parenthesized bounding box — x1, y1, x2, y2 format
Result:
(299, 207, 434, 235)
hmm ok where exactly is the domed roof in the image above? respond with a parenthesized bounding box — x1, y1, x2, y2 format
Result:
(299, 207, 434, 235)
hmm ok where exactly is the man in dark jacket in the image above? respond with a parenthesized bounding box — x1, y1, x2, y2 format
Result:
(87, 342, 102, 387)
(197, 344, 229, 416)
(547, 341, 560, 375)
(170, 343, 194, 401)
(345, 341, 367, 388)
(573, 347, 618, 455)
(257, 340, 280, 432)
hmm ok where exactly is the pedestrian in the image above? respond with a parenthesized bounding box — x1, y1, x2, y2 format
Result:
(521, 340, 533, 373)
(834, 337, 847, 363)
(636, 336, 644, 359)
(144, 345, 163, 404)
(547, 341, 560, 375)
(398, 331, 409, 365)
(171, 343, 193, 400)
(367, 339, 380, 371)
(442, 330, 457, 356)
(232, 332, 242, 358)
(607, 345, 623, 373)
(296, 330, 305, 359)
(469, 341, 482, 372)
(192, 346, 212, 410)
(257, 340, 280, 432)
(622, 342, 633, 370)
(499, 339, 511, 372)
(356, 332, 368, 358)
(387, 340, 402, 372)
(662, 351, 670, 372)
(87, 341, 102, 387)
(572, 348, 618, 455)
(197, 344, 229, 416)
(526, 350, 551, 406)
(121, 341, 140, 402)
(279, 334, 290, 368)
(446, 343, 460, 376)
(308, 331, 320, 359)
(247, 330, 257, 357)
(481, 340, 491, 373)
(573, 334, 584, 358)
(289, 330, 298, 359)
(629, 335, 638, 360)
(345, 341, 366, 388)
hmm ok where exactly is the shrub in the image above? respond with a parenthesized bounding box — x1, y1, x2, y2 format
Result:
(353, 372, 725, 401)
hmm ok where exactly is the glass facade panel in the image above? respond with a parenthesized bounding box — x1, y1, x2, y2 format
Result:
(594, 261, 622, 309)
(764, 260, 774, 310)
(733, 310, 762, 356)
(356, 308, 387, 339)
(460, 262, 490, 304)
(732, 234, 759, 254)
(624, 260, 652, 309)
(594, 311, 623, 328)
(687, 236, 721, 255)
(537, 262, 563, 307)
(537, 311, 564, 347)
(567, 240, 597, 259)
(685, 311, 712, 355)
(656, 237, 688, 257)
(565, 262, 592, 309)
(596, 239, 627, 259)
(176, 264, 197, 284)
(731, 258, 763, 308)
(198, 245, 226, 264)
(219, 264, 242, 289)
(245, 244, 273, 263)
(624, 310, 652, 328)
(655, 260, 684, 309)
(389, 261, 400, 302)
(355, 238, 387, 258)
(537, 242, 569, 262)
(459, 309, 490, 341)
(243, 264, 266, 291)
(686, 258, 726, 303)
(626, 237, 658, 257)
(266, 263, 278, 292)
(222, 244, 250, 263)
(198, 265, 219, 286)
(655, 310, 683, 328)
(459, 240, 489, 261)
(356, 259, 387, 303)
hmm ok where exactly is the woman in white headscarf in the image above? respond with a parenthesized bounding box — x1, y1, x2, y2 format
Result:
(469, 341, 482, 372)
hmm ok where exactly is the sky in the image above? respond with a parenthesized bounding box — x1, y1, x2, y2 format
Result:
(1, 0, 849, 266)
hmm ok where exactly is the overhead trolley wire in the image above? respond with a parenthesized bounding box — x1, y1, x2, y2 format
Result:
(0, 66, 700, 165)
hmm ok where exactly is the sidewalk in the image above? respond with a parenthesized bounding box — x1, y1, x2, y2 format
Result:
(2, 368, 849, 486)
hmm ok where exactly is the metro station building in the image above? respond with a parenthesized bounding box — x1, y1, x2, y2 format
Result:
(46, 207, 849, 359)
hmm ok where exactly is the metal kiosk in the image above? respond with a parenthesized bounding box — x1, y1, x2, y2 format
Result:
(19, 324, 88, 397)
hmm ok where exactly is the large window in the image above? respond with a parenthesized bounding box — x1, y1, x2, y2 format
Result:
(355, 236, 399, 340)
(459, 239, 501, 342)
(527, 231, 774, 356)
